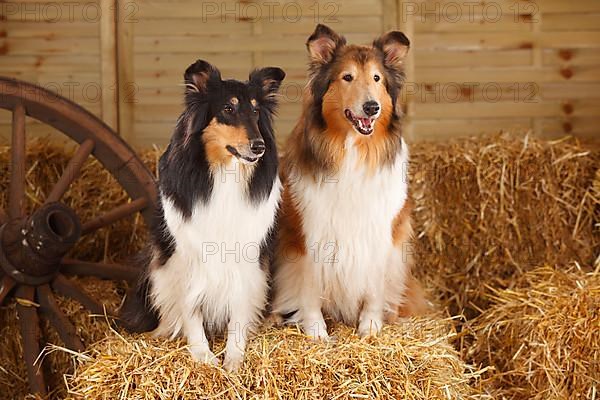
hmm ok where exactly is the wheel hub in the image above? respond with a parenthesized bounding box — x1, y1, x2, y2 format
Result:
(0, 202, 81, 285)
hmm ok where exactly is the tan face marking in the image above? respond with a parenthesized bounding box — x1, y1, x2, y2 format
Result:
(202, 118, 249, 166)
(230, 97, 239, 105)
(251, 98, 257, 107)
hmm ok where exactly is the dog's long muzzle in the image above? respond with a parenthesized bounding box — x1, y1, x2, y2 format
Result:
(226, 138, 265, 164)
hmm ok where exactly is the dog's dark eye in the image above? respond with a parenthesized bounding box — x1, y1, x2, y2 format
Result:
(374, 74, 381, 82)
(223, 104, 234, 113)
(252, 108, 259, 115)
(342, 74, 353, 82)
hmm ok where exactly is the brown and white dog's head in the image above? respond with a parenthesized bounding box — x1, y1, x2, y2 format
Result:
(306, 24, 410, 138)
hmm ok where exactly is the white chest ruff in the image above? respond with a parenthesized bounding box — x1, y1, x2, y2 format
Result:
(150, 166, 281, 337)
(293, 139, 409, 321)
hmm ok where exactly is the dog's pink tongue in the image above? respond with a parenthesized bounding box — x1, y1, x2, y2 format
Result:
(360, 118, 372, 127)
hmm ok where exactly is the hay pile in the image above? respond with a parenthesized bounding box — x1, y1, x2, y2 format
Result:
(64, 319, 490, 400)
(411, 135, 599, 318)
(468, 265, 600, 399)
(1, 133, 598, 399)
(594, 168, 600, 251)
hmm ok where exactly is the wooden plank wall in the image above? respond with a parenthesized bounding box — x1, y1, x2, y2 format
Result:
(1, 0, 598, 145)
(405, 0, 600, 140)
(125, 0, 394, 146)
(0, 0, 119, 140)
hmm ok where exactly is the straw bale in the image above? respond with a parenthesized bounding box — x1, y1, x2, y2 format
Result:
(64, 319, 492, 400)
(410, 134, 599, 318)
(467, 265, 599, 400)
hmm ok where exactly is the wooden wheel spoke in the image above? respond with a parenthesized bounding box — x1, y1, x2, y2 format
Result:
(36, 285, 84, 352)
(9, 103, 26, 219)
(61, 258, 140, 282)
(0, 273, 17, 304)
(81, 197, 148, 235)
(15, 285, 47, 395)
(45, 139, 95, 204)
(51, 274, 105, 316)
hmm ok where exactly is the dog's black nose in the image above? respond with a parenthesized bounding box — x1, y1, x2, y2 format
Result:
(250, 139, 266, 155)
(362, 101, 380, 116)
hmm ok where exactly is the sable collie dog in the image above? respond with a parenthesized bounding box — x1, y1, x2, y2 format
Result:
(120, 60, 285, 371)
(271, 25, 425, 340)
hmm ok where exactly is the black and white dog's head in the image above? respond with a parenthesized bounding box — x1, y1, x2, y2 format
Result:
(159, 60, 285, 217)
(182, 60, 285, 165)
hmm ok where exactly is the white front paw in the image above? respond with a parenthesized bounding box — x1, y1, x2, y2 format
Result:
(303, 319, 330, 341)
(358, 318, 382, 338)
(189, 346, 219, 366)
(223, 351, 244, 372)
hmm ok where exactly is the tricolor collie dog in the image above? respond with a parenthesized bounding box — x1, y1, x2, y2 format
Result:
(120, 60, 285, 371)
(271, 25, 425, 340)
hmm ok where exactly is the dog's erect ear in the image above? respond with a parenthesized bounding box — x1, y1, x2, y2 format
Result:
(184, 59, 221, 94)
(373, 31, 410, 69)
(250, 67, 286, 96)
(306, 24, 346, 66)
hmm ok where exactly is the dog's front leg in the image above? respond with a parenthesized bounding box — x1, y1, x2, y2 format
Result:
(184, 312, 219, 366)
(223, 300, 257, 372)
(300, 262, 329, 341)
(223, 319, 250, 372)
(358, 272, 385, 337)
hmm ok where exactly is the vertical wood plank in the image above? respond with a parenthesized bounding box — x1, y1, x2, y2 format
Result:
(100, 0, 118, 131)
(397, 0, 415, 140)
(117, 0, 136, 141)
(532, 2, 543, 136)
(383, 0, 398, 32)
(252, 18, 264, 70)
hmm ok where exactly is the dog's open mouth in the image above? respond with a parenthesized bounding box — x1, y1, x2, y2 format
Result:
(344, 109, 375, 135)
(226, 145, 261, 164)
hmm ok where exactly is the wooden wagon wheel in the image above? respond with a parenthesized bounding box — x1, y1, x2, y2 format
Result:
(0, 77, 157, 396)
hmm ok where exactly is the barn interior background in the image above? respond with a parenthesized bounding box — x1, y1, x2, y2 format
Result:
(1, 0, 599, 145)
(0, 1, 599, 399)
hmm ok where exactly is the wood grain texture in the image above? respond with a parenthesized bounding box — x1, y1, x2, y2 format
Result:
(100, 0, 118, 130)
(2, 0, 599, 144)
